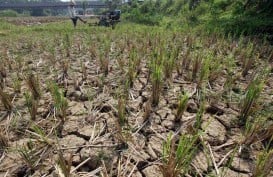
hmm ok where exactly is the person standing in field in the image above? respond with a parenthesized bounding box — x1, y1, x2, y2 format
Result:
(68, 0, 87, 27)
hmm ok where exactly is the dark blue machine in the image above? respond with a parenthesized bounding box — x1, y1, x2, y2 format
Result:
(98, 9, 121, 28)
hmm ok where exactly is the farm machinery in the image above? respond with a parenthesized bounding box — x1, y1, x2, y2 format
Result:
(89, 9, 121, 29)
(98, 9, 121, 28)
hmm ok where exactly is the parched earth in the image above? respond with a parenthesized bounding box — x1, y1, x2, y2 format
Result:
(3, 16, 98, 26)
(3, 16, 68, 26)
(0, 17, 273, 177)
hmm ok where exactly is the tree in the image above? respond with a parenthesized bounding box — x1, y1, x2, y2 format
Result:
(106, 0, 122, 10)
(82, 0, 88, 15)
(189, 0, 200, 10)
(243, 0, 273, 14)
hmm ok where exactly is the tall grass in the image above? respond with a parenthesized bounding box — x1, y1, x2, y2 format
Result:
(197, 53, 211, 89)
(99, 52, 109, 76)
(241, 43, 254, 77)
(163, 49, 175, 80)
(0, 131, 8, 153)
(61, 60, 69, 79)
(242, 116, 273, 149)
(175, 92, 189, 122)
(208, 55, 222, 83)
(64, 33, 71, 57)
(12, 75, 22, 93)
(18, 144, 37, 172)
(0, 88, 13, 113)
(49, 83, 68, 121)
(117, 97, 127, 126)
(180, 48, 191, 76)
(160, 133, 198, 177)
(128, 48, 137, 87)
(24, 92, 38, 121)
(253, 149, 273, 177)
(151, 62, 163, 106)
(195, 99, 205, 130)
(55, 150, 72, 177)
(191, 55, 201, 82)
(239, 71, 266, 126)
(26, 73, 41, 100)
(0, 63, 6, 89)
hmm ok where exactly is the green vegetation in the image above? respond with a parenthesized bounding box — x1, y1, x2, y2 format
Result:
(55, 150, 72, 177)
(239, 72, 266, 125)
(49, 82, 68, 121)
(175, 92, 189, 121)
(0, 10, 20, 17)
(24, 92, 38, 121)
(160, 133, 199, 177)
(122, 0, 273, 38)
(0, 5, 272, 176)
(253, 149, 273, 177)
(151, 60, 163, 106)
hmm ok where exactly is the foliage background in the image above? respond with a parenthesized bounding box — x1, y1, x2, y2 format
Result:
(121, 0, 273, 38)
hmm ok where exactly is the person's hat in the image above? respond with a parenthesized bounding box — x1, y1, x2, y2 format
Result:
(70, 0, 76, 6)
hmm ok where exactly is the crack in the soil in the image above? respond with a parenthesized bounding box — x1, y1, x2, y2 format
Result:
(205, 105, 224, 116)
(68, 131, 90, 141)
(154, 111, 163, 121)
(214, 116, 232, 129)
(138, 77, 147, 90)
(229, 166, 251, 174)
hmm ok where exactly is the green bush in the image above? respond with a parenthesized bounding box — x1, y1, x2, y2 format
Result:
(213, 0, 232, 11)
(124, 8, 162, 26)
(0, 10, 19, 17)
(121, 0, 273, 37)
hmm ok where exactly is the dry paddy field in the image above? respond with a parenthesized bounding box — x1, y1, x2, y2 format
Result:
(0, 17, 272, 177)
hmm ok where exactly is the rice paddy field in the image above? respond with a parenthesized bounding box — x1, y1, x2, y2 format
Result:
(0, 17, 272, 177)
